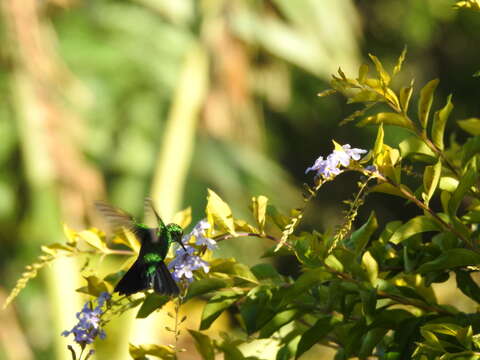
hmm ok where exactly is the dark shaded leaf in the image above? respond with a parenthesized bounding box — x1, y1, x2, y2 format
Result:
(137, 294, 170, 318)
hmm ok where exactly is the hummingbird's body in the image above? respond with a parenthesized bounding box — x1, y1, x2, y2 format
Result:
(96, 200, 185, 296)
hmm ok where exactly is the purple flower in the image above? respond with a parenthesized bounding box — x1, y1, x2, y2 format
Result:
(342, 144, 367, 161)
(182, 219, 217, 250)
(306, 143, 367, 179)
(168, 245, 210, 283)
(62, 292, 110, 346)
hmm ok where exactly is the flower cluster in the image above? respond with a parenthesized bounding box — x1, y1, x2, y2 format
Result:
(306, 143, 367, 179)
(186, 219, 217, 250)
(168, 246, 210, 283)
(61, 292, 111, 347)
(168, 220, 215, 283)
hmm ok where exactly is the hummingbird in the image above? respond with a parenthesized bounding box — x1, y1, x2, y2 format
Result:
(95, 198, 187, 296)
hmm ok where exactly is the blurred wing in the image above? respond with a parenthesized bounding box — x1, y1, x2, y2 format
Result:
(144, 197, 166, 230)
(95, 201, 146, 239)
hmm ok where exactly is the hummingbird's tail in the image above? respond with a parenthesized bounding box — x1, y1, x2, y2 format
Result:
(114, 260, 179, 296)
(153, 261, 180, 296)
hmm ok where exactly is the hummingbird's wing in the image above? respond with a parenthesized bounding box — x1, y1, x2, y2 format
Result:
(95, 201, 148, 240)
(143, 197, 166, 231)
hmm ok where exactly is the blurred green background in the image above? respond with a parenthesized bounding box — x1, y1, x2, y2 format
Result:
(1, 0, 479, 359)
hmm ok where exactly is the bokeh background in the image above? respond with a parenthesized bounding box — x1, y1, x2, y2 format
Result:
(1, 0, 479, 359)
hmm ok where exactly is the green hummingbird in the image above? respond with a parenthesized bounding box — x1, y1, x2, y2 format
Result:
(96, 198, 186, 296)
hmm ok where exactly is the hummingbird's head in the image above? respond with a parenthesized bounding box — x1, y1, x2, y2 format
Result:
(166, 223, 187, 251)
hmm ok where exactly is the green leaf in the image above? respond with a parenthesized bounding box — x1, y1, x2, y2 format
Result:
(370, 183, 410, 200)
(216, 342, 245, 360)
(251, 195, 268, 233)
(389, 216, 440, 244)
(185, 278, 230, 301)
(448, 166, 479, 218)
(295, 315, 340, 359)
(359, 328, 389, 358)
(240, 287, 273, 334)
(284, 268, 331, 302)
(457, 118, 480, 136)
(456, 270, 480, 303)
(259, 309, 300, 338)
(188, 330, 215, 360)
(418, 79, 439, 130)
(345, 212, 378, 255)
(129, 344, 175, 360)
(431, 94, 453, 150)
(137, 294, 170, 318)
(206, 189, 236, 235)
(461, 136, 480, 167)
(417, 249, 480, 273)
(419, 329, 444, 351)
(422, 160, 442, 206)
(358, 112, 414, 131)
(399, 80, 414, 113)
(250, 263, 280, 280)
(200, 290, 242, 330)
(266, 204, 290, 231)
(210, 258, 258, 284)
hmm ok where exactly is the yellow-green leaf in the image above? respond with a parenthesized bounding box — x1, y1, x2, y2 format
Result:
(389, 216, 440, 244)
(370, 183, 410, 200)
(457, 118, 480, 136)
(41, 243, 74, 256)
(358, 64, 369, 83)
(172, 207, 191, 229)
(399, 80, 414, 113)
(317, 89, 337, 97)
(439, 176, 459, 192)
(368, 54, 391, 85)
(362, 251, 378, 285)
(393, 46, 407, 76)
(373, 123, 384, 157)
(206, 189, 236, 235)
(129, 344, 175, 360)
(418, 79, 439, 130)
(251, 195, 268, 233)
(347, 89, 379, 103)
(399, 136, 436, 162)
(422, 160, 442, 206)
(78, 230, 109, 252)
(63, 223, 78, 245)
(431, 94, 453, 150)
(358, 112, 414, 131)
(79, 275, 112, 296)
(454, 0, 480, 11)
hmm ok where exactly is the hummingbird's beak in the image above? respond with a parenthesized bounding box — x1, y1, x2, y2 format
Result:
(178, 239, 187, 252)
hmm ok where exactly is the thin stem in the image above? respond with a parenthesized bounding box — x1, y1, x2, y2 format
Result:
(213, 232, 282, 244)
(376, 173, 475, 250)
(329, 174, 375, 253)
(173, 291, 185, 359)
